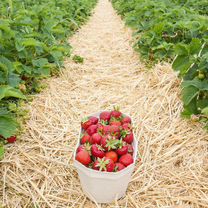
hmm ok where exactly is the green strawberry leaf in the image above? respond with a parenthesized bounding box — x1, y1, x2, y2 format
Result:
(0, 115, 18, 138)
(182, 86, 199, 106)
(182, 80, 208, 90)
(32, 58, 49, 68)
(172, 55, 191, 74)
(183, 97, 199, 116)
(0, 85, 26, 100)
(201, 107, 208, 115)
(189, 38, 202, 55)
(174, 44, 189, 56)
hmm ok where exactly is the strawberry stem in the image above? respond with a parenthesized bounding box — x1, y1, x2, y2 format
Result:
(117, 139, 124, 149)
(100, 120, 108, 125)
(96, 158, 109, 171)
(106, 138, 119, 151)
(120, 130, 130, 138)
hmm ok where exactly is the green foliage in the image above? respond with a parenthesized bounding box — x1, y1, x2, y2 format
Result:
(112, 0, 208, 126)
(0, 86, 26, 100)
(0, 109, 18, 138)
(73, 55, 84, 64)
(0, 0, 97, 156)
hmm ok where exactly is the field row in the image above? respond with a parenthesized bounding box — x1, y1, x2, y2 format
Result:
(0, 0, 97, 158)
(112, 0, 208, 127)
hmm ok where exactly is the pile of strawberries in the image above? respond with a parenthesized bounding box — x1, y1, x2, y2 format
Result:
(75, 108, 134, 172)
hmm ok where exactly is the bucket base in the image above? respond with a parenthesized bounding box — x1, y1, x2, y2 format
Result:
(84, 190, 126, 203)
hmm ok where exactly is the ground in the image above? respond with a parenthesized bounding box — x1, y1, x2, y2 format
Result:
(0, 0, 208, 207)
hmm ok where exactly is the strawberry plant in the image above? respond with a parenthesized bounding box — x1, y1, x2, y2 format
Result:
(112, 0, 208, 127)
(0, 0, 97, 159)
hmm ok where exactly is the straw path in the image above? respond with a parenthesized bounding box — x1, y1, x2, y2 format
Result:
(0, 0, 208, 207)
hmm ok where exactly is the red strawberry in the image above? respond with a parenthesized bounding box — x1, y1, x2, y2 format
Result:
(77, 143, 91, 153)
(122, 123, 132, 131)
(100, 111, 111, 122)
(109, 120, 122, 126)
(105, 151, 118, 163)
(97, 122, 107, 134)
(123, 132, 134, 144)
(119, 153, 133, 167)
(97, 121, 111, 135)
(111, 106, 122, 119)
(91, 144, 105, 158)
(77, 145, 85, 153)
(86, 124, 98, 136)
(115, 162, 125, 171)
(7, 136, 16, 143)
(97, 123, 104, 134)
(106, 158, 115, 172)
(80, 134, 92, 144)
(115, 140, 128, 155)
(81, 117, 92, 130)
(93, 158, 115, 172)
(89, 116, 99, 125)
(103, 125, 111, 135)
(100, 135, 109, 149)
(127, 144, 134, 155)
(91, 133, 102, 144)
(110, 125, 120, 138)
(121, 116, 131, 124)
(76, 150, 91, 166)
(93, 160, 100, 171)
(116, 145, 128, 156)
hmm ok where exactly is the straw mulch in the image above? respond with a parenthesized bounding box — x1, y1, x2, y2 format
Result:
(0, 0, 208, 207)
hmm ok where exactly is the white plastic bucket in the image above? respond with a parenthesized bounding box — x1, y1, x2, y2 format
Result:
(73, 112, 138, 203)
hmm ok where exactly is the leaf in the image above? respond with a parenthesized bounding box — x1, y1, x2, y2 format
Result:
(0, 86, 26, 100)
(175, 44, 189, 56)
(181, 108, 192, 118)
(0, 56, 14, 73)
(182, 80, 202, 89)
(0, 21, 14, 38)
(22, 38, 41, 47)
(172, 55, 191, 74)
(197, 99, 208, 110)
(0, 146, 4, 160)
(15, 38, 25, 52)
(8, 73, 21, 87)
(182, 85, 199, 106)
(182, 96, 199, 116)
(32, 58, 49, 68)
(182, 80, 208, 90)
(201, 106, 208, 115)
(37, 67, 51, 77)
(0, 116, 18, 138)
(189, 38, 202, 55)
(50, 51, 63, 61)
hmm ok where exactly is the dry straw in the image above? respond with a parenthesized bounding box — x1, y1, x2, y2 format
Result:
(0, 0, 208, 207)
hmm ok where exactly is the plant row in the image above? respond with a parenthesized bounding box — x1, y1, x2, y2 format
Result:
(0, 0, 97, 158)
(112, 0, 208, 127)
